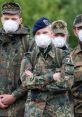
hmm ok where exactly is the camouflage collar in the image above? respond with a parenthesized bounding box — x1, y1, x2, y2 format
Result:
(75, 45, 82, 54)
(0, 34, 21, 45)
(38, 46, 63, 59)
(38, 45, 52, 57)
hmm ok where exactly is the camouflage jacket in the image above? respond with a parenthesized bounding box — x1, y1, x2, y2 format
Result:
(20, 45, 70, 102)
(0, 26, 34, 116)
(61, 44, 82, 115)
(71, 44, 82, 115)
(69, 45, 82, 99)
(62, 45, 82, 98)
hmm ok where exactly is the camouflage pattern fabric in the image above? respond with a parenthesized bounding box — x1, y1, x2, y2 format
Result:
(61, 45, 82, 117)
(0, 27, 33, 117)
(20, 45, 73, 117)
(71, 45, 82, 117)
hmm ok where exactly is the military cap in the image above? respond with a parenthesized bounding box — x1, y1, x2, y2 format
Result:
(51, 20, 68, 35)
(1, 2, 21, 14)
(32, 17, 51, 35)
(73, 14, 82, 27)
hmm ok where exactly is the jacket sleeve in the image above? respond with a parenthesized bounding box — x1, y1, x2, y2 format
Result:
(32, 50, 74, 91)
(20, 56, 54, 89)
(11, 35, 35, 99)
(45, 54, 74, 92)
(17, 49, 74, 96)
(60, 55, 74, 89)
(12, 85, 27, 99)
(11, 58, 28, 99)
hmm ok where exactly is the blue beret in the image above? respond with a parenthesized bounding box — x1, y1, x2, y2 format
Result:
(32, 17, 51, 35)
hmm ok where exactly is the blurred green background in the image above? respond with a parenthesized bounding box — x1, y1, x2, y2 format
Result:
(0, 0, 82, 48)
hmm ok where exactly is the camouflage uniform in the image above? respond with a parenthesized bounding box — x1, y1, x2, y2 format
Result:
(20, 44, 73, 117)
(20, 20, 73, 117)
(62, 15, 82, 117)
(63, 45, 82, 117)
(43, 20, 73, 117)
(71, 45, 82, 117)
(61, 44, 82, 117)
(0, 2, 34, 117)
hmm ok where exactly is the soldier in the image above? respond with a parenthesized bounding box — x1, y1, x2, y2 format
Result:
(20, 17, 73, 117)
(71, 14, 82, 117)
(43, 20, 73, 117)
(50, 20, 72, 78)
(51, 20, 73, 110)
(0, 2, 31, 117)
(61, 14, 82, 117)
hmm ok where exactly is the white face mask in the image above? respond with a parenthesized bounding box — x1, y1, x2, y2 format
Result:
(78, 30, 82, 42)
(52, 36, 66, 48)
(2, 20, 19, 33)
(35, 34, 51, 48)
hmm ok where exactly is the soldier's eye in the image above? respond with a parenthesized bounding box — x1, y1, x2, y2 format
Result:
(4, 18, 9, 20)
(60, 34, 65, 37)
(11, 18, 17, 21)
(35, 32, 40, 35)
(55, 33, 65, 37)
(77, 26, 82, 30)
(43, 31, 48, 34)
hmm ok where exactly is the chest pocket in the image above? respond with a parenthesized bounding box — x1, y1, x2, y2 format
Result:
(74, 62, 82, 82)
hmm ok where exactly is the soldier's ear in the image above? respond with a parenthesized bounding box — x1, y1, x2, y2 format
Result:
(1, 16, 4, 24)
(73, 28, 78, 36)
(19, 17, 22, 24)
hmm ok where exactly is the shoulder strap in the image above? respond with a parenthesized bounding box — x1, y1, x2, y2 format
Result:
(54, 48, 64, 67)
(30, 46, 39, 69)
